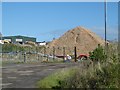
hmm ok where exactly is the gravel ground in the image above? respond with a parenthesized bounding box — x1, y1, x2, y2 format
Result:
(2, 62, 80, 88)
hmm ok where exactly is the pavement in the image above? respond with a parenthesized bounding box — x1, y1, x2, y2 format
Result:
(1, 62, 79, 88)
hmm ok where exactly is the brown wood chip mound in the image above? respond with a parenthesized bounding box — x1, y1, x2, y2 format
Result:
(46, 26, 105, 56)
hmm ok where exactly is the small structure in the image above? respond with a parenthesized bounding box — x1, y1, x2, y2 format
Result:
(0, 40, 4, 44)
(2, 35, 36, 44)
(37, 41, 46, 46)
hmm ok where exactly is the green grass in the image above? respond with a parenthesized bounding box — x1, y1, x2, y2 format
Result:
(36, 67, 77, 88)
(1, 58, 65, 67)
(2, 60, 23, 65)
(36, 43, 119, 88)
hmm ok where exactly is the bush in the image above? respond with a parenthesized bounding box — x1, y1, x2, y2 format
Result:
(89, 44, 107, 63)
(58, 63, 120, 88)
(36, 43, 119, 89)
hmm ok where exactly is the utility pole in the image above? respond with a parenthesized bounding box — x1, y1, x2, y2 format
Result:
(118, 2, 120, 63)
(104, 0, 107, 51)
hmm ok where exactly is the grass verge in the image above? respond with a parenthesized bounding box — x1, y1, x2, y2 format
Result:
(36, 67, 77, 88)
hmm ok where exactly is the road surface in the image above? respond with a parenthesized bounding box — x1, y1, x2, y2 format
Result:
(2, 62, 79, 88)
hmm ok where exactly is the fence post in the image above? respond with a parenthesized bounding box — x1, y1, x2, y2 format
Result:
(38, 54, 39, 61)
(63, 47, 65, 61)
(36, 46, 38, 60)
(43, 46, 46, 61)
(37, 47, 39, 61)
(53, 46, 55, 61)
(16, 46, 17, 53)
(44, 46, 46, 56)
(24, 52, 26, 63)
(29, 47, 30, 53)
(74, 46, 77, 62)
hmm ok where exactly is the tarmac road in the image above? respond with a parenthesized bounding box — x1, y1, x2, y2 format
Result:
(2, 62, 79, 88)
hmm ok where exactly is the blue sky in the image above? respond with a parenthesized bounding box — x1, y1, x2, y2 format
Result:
(2, 2, 118, 41)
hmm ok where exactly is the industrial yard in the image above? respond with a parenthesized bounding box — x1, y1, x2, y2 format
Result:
(1, 1, 119, 89)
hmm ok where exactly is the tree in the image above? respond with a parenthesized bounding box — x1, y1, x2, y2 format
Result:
(89, 44, 107, 63)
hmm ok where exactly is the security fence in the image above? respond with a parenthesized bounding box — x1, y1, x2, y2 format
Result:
(1, 44, 97, 64)
(1, 46, 80, 63)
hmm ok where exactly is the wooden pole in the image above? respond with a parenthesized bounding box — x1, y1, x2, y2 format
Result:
(74, 46, 77, 62)
(44, 46, 46, 56)
(24, 52, 26, 63)
(29, 47, 30, 53)
(63, 47, 65, 61)
(53, 46, 55, 61)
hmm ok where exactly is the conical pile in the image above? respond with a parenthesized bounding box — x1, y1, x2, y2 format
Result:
(46, 26, 105, 56)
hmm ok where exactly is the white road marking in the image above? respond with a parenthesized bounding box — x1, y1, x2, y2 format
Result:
(16, 70, 34, 75)
(1, 83, 12, 86)
(48, 69, 54, 70)
(2, 64, 46, 69)
(16, 65, 21, 66)
(20, 73, 33, 75)
(17, 70, 34, 73)
(22, 65, 47, 68)
(7, 77, 17, 79)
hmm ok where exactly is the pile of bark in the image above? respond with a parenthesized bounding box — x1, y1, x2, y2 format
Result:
(45, 26, 105, 56)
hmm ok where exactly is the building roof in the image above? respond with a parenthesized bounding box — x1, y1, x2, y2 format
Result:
(3, 35, 36, 39)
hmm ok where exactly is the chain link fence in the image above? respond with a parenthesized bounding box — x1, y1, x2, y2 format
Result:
(1, 45, 92, 64)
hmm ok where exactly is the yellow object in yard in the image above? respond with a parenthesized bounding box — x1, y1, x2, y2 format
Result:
(25, 41, 35, 45)
(4, 40, 10, 43)
(42, 59, 48, 63)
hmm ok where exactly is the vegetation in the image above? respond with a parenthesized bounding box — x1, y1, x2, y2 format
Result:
(89, 44, 107, 63)
(57, 63, 119, 88)
(1, 43, 64, 65)
(37, 43, 119, 88)
(2, 43, 44, 53)
(36, 68, 77, 88)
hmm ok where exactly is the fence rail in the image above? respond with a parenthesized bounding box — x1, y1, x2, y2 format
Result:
(1, 46, 91, 63)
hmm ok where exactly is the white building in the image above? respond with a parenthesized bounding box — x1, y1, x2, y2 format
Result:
(37, 41, 46, 46)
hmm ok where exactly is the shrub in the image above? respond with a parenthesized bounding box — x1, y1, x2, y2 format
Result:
(89, 44, 107, 63)
(36, 43, 119, 89)
(58, 63, 120, 88)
